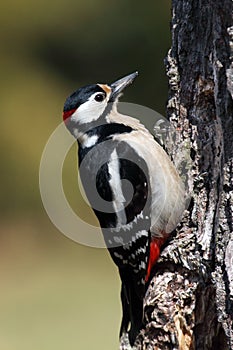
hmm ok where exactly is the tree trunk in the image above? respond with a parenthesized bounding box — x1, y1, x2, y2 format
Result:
(120, 1, 233, 349)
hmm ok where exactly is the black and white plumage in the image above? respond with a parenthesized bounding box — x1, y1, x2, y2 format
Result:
(63, 72, 185, 346)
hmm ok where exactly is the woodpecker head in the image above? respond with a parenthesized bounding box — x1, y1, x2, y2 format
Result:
(63, 72, 138, 129)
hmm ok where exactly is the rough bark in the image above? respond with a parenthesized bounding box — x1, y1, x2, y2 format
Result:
(120, 1, 233, 349)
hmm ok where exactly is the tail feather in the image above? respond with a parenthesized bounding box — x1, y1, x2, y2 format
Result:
(119, 273, 144, 346)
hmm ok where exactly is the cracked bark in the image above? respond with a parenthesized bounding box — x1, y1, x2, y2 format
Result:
(120, 1, 233, 349)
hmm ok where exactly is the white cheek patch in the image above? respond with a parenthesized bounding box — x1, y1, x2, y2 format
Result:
(71, 98, 107, 125)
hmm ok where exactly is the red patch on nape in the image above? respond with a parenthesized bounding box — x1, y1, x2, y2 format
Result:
(63, 108, 76, 124)
(145, 233, 168, 283)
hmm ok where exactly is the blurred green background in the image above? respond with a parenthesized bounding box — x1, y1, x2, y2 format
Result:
(0, 1, 171, 349)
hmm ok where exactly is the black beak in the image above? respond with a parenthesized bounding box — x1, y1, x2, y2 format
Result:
(109, 71, 138, 102)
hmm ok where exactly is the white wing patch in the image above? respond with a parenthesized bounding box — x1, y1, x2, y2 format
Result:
(108, 149, 127, 226)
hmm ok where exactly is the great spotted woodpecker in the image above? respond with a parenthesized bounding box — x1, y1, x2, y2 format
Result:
(63, 72, 185, 346)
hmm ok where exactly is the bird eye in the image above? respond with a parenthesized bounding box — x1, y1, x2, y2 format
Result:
(94, 93, 105, 102)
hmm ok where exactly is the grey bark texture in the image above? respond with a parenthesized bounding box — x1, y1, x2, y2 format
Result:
(120, 1, 233, 349)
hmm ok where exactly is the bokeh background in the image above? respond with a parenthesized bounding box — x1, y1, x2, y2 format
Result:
(0, 1, 171, 349)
